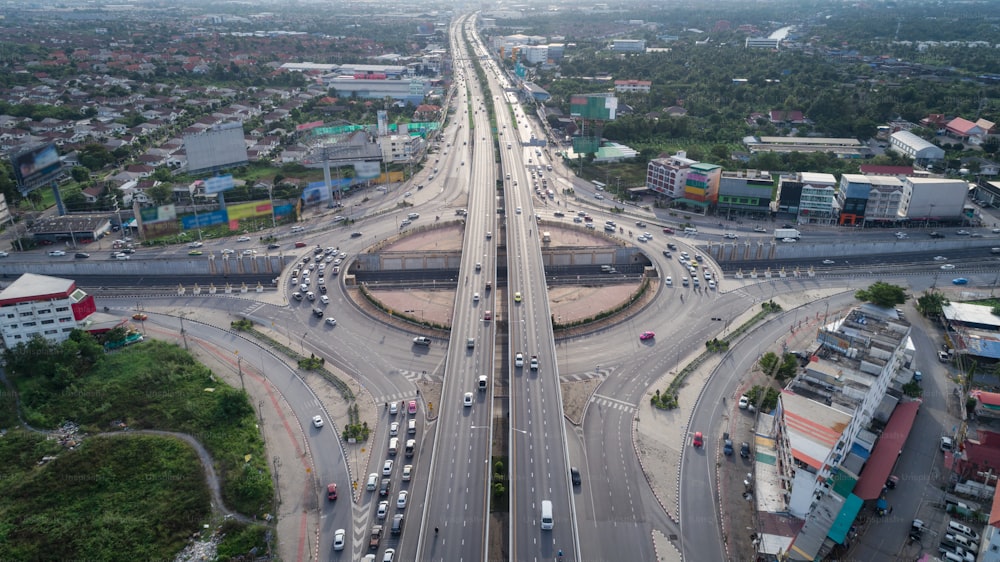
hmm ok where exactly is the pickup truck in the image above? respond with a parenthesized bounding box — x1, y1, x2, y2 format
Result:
(369, 525, 383, 550)
(413, 336, 431, 346)
(529, 355, 539, 370)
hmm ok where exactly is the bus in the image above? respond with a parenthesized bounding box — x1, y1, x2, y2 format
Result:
(592, 181, 606, 191)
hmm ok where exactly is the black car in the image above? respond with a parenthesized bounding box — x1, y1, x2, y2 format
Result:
(570, 467, 581, 486)
(74, 252, 90, 259)
(929, 232, 945, 238)
(351, 232, 363, 238)
(313, 308, 324, 318)
(666, 243, 677, 250)
(740, 442, 751, 459)
(723, 433, 734, 456)
(267, 243, 280, 249)
(662, 250, 672, 258)
(319, 285, 328, 294)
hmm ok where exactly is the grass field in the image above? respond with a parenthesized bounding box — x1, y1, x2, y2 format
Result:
(0, 336, 272, 560)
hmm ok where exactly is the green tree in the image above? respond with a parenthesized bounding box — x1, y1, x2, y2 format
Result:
(71, 166, 90, 183)
(146, 183, 174, 206)
(916, 291, 950, 318)
(855, 281, 907, 308)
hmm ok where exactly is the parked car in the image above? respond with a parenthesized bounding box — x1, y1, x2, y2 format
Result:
(740, 442, 751, 459)
(739, 395, 750, 409)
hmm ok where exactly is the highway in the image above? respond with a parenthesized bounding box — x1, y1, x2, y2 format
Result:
(466, 24, 583, 562)
(418, 14, 497, 561)
(14, 12, 1000, 562)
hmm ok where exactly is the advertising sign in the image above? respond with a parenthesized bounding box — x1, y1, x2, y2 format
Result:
(377, 111, 388, 137)
(12, 143, 62, 194)
(302, 182, 331, 206)
(182, 210, 227, 230)
(139, 204, 177, 224)
(296, 121, 324, 132)
(355, 161, 381, 179)
(227, 200, 273, 220)
(204, 175, 235, 195)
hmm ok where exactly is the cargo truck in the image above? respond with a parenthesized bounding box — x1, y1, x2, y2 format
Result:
(773, 228, 800, 240)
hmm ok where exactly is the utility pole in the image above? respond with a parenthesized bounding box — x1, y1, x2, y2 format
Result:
(179, 313, 189, 351)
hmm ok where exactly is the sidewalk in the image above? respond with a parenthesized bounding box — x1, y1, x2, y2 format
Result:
(141, 302, 371, 562)
(633, 285, 849, 558)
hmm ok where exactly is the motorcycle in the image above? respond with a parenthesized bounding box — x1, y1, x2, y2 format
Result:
(435, 215, 440, 221)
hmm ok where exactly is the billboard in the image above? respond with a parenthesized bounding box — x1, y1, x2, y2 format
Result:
(203, 175, 235, 195)
(183, 122, 248, 175)
(139, 204, 177, 224)
(296, 121, 324, 132)
(182, 209, 227, 230)
(377, 111, 388, 137)
(12, 143, 62, 194)
(227, 200, 273, 220)
(355, 161, 381, 179)
(301, 182, 331, 206)
(570, 94, 618, 121)
(572, 136, 601, 154)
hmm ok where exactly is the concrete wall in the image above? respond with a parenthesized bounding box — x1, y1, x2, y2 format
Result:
(356, 246, 649, 272)
(0, 255, 292, 278)
(709, 239, 999, 262)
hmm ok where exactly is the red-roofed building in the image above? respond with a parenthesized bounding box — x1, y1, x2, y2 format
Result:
(769, 110, 806, 124)
(946, 117, 986, 141)
(920, 114, 949, 128)
(859, 165, 913, 177)
(0, 273, 104, 346)
(953, 428, 1000, 484)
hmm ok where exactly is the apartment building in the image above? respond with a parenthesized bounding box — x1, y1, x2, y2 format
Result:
(646, 151, 697, 198)
(0, 273, 99, 348)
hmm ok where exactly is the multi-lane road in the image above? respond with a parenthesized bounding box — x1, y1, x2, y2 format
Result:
(25, 12, 999, 562)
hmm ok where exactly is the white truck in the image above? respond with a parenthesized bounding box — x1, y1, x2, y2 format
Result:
(773, 228, 800, 240)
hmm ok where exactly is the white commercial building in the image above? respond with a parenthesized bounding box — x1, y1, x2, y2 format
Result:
(797, 172, 838, 225)
(378, 134, 424, 163)
(899, 177, 968, 220)
(611, 39, 645, 52)
(889, 131, 945, 164)
(522, 45, 549, 64)
(0, 273, 99, 347)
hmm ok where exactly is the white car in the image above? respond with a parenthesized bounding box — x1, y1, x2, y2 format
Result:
(940, 264, 956, 270)
(781, 238, 797, 243)
(473, 292, 480, 302)
(665, 276, 673, 286)
(0, 251, 8, 257)
(738, 395, 750, 409)
(237, 235, 251, 242)
(515, 353, 524, 368)
(822, 259, 835, 265)
(402, 464, 412, 481)
(333, 529, 345, 551)
(396, 490, 408, 509)
(221, 248, 235, 255)
(325, 317, 337, 326)
(389, 422, 399, 436)
(383, 459, 393, 476)
(242, 249, 255, 256)
(389, 401, 399, 415)
(515, 207, 522, 214)
(933, 256, 948, 261)
(463, 392, 474, 407)
(377, 501, 388, 520)
(312, 415, 324, 428)
(47, 250, 66, 256)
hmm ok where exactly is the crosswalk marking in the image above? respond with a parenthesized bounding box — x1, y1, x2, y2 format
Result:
(589, 394, 637, 413)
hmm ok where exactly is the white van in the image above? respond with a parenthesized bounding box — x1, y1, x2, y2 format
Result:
(684, 227, 698, 234)
(388, 437, 399, 456)
(540, 500, 553, 530)
(291, 225, 304, 233)
(366, 472, 378, 491)
(949, 520, 980, 541)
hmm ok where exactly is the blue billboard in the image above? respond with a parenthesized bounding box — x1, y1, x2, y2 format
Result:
(182, 209, 228, 229)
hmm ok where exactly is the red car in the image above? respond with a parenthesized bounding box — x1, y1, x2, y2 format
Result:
(640, 331, 655, 341)
(408, 400, 417, 415)
(484, 310, 492, 321)
(327, 483, 338, 500)
(295, 241, 307, 248)
(662, 227, 674, 234)
(692, 431, 704, 448)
